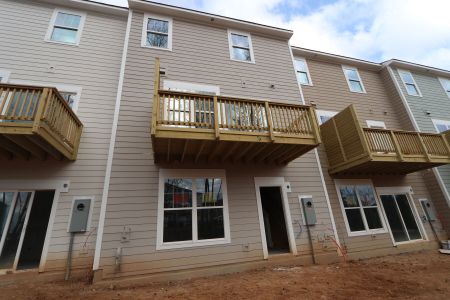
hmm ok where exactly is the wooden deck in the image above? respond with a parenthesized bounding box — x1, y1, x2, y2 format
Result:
(150, 59, 321, 164)
(0, 84, 83, 160)
(320, 105, 450, 175)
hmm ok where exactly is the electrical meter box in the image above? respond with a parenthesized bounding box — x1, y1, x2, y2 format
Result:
(420, 199, 437, 221)
(69, 199, 91, 233)
(301, 197, 317, 225)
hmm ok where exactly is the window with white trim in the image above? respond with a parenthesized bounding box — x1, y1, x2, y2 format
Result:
(157, 170, 230, 249)
(0, 69, 11, 83)
(439, 78, 450, 99)
(366, 120, 386, 129)
(294, 58, 312, 85)
(432, 119, 450, 133)
(343, 66, 365, 93)
(398, 70, 421, 96)
(46, 9, 86, 45)
(316, 110, 337, 125)
(59, 92, 78, 108)
(336, 181, 386, 236)
(142, 14, 172, 50)
(228, 31, 254, 63)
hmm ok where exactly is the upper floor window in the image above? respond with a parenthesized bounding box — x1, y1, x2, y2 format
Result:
(342, 66, 365, 93)
(439, 78, 450, 99)
(432, 119, 450, 133)
(142, 14, 172, 50)
(366, 120, 386, 129)
(294, 58, 312, 85)
(398, 70, 421, 97)
(46, 9, 86, 45)
(228, 31, 255, 63)
(0, 70, 11, 83)
(316, 110, 337, 125)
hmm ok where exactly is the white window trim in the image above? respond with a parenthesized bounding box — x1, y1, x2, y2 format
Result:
(66, 196, 95, 233)
(431, 119, 450, 133)
(438, 77, 450, 99)
(141, 13, 173, 51)
(156, 169, 231, 250)
(0, 69, 11, 83)
(8, 79, 82, 113)
(342, 66, 366, 94)
(366, 120, 387, 129)
(227, 30, 255, 64)
(335, 179, 388, 237)
(398, 69, 422, 97)
(376, 186, 429, 246)
(163, 80, 220, 95)
(294, 57, 313, 86)
(45, 8, 86, 46)
(316, 110, 338, 125)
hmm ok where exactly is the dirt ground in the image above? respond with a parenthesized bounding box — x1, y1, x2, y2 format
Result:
(1, 250, 450, 299)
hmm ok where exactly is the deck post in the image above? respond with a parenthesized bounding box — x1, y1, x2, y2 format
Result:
(417, 133, 431, 162)
(32, 88, 50, 132)
(265, 102, 274, 142)
(441, 133, 450, 156)
(213, 96, 219, 139)
(308, 106, 321, 143)
(389, 131, 405, 161)
(151, 58, 161, 136)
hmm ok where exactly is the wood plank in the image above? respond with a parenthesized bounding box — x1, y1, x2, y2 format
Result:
(25, 135, 62, 161)
(4, 135, 46, 160)
(195, 140, 206, 163)
(220, 142, 240, 162)
(0, 135, 30, 159)
(180, 139, 189, 163)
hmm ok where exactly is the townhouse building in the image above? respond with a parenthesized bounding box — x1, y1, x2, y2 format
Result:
(0, 0, 127, 274)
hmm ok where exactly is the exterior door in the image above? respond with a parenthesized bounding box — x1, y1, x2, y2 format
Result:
(379, 194, 422, 243)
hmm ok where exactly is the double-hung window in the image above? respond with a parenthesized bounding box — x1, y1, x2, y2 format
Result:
(439, 78, 450, 99)
(46, 9, 86, 45)
(432, 119, 450, 133)
(294, 58, 312, 85)
(157, 170, 230, 249)
(336, 181, 386, 236)
(142, 14, 172, 50)
(343, 66, 365, 93)
(316, 110, 337, 125)
(228, 31, 254, 63)
(398, 70, 421, 97)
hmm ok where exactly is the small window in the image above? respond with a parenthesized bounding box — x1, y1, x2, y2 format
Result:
(336, 181, 386, 236)
(439, 78, 450, 99)
(294, 58, 312, 85)
(0, 70, 11, 83)
(228, 31, 255, 63)
(142, 14, 172, 50)
(59, 92, 78, 108)
(432, 119, 450, 133)
(366, 120, 386, 129)
(316, 110, 337, 125)
(398, 70, 421, 97)
(46, 9, 86, 45)
(157, 170, 230, 249)
(342, 66, 365, 93)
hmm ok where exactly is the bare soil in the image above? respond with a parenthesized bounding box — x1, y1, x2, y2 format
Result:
(2, 250, 450, 299)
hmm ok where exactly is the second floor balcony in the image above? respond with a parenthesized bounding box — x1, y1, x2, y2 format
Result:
(150, 60, 321, 165)
(0, 84, 83, 160)
(321, 105, 450, 175)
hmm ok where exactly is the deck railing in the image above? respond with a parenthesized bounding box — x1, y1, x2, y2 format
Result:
(0, 84, 83, 160)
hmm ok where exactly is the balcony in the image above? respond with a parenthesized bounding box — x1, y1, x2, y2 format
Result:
(0, 84, 83, 160)
(150, 60, 321, 164)
(320, 105, 450, 175)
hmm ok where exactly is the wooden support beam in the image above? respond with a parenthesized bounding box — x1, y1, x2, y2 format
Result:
(151, 58, 161, 136)
(166, 139, 171, 162)
(231, 143, 255, 163)
(221, 142, 240, 162)
(389, 131, 404, 161)
(195, 141, 206, 163)
(244, 143, 269, 162)
(265, 102, 275, 142)
(25, 136, 62, 160)
(0, 147, 13, 160)
(269, 145, 297, 164)
(254, 144, 283, 163)
(213, 96, 220, 139)
(4, 135, 47, 160)
(281, 145, 309, 164)
(208, 141, 225, 162)
(180, 139, 189, 163)
(0, 136, 30, 159)
(417, 133, 431, 162)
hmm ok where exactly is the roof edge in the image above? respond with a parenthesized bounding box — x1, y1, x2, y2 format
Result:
(38, 0, 128, 16)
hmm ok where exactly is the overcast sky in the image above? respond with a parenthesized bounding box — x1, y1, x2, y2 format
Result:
(100, 0, 450, 69)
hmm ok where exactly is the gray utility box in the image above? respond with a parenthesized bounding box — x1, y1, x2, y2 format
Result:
(420, 199, 437, 221)
(301, 197, 317, 225)
(69, 199, 91, 233)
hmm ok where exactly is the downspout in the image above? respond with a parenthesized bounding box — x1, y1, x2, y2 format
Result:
(93, 9, 133, 272)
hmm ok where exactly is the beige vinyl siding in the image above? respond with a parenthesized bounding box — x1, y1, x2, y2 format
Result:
(0, 0, 126, 271)
(99, 11, 336, 279)
(300, 58, 446, 256)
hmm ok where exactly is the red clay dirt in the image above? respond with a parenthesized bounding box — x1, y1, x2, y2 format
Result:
(1, 250, 450, 299)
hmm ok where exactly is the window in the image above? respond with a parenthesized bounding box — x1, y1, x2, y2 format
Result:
(294, 58, 312, 85)
(316, 110, 337, 125)
(46, 9, 86, 45)
(59, 92, 78, 108)
(439, 78, 450, 99)
(366, 120, 386, 129)
(342, 66, 365, 93)
(336, 180, 386, 236)
(0, 69, 11, 83)
(228, 31, 255, 63)
(398, 70, 421, 97)
(142, 14, 172, 50)
(157, 170, 230, 249)
(432, 119, 450, 133)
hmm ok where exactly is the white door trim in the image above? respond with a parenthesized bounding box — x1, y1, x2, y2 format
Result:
(0, 191, 18, 256)
(13, 191, 35, 270)
(254, 177, 297, 259)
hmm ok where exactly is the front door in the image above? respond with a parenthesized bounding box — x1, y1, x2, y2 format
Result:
(379, 194, 423, 243)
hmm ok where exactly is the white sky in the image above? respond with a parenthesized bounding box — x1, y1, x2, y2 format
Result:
(98, 0, 450, 70)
